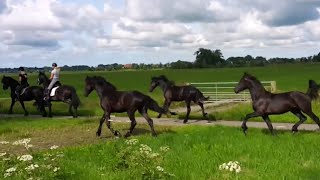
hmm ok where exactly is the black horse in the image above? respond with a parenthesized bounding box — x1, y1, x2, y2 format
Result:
(1, 76, 47, 117)
(234, 72, 320, 135)
(38, 72, 80, 118)
(149, 75, 208, 123)
(84, 76, 172, 138)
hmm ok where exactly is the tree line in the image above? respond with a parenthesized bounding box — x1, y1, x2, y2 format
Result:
(1, 48, 320, 72)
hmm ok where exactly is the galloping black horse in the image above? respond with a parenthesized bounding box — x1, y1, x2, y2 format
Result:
(84, 76, 172, 138)
(1, 76, 47, 116)
(149, 75, 208, 123)
(234, 72, 320, 135)
(38, 72, 80, 118)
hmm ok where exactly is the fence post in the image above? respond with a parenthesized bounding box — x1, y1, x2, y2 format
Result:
(270, 81, 276, 92)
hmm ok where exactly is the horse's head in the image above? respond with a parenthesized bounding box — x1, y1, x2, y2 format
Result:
(84, 76, 94, 97)
(149, 75, 173, 92)
(38, 72, 46, 85)
(1, 76, 16, 90)
(1, 76, 9, 90)
(149, 76, 160, 92)
(234, 72, 252, 93)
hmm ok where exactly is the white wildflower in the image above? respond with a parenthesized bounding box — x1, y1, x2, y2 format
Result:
(12, 138, 31, 146)
(25, 164, 39, 171)
(0, 141, 9, 145)
(125, 139, 139, 145)
(219, 161, 241, 173)
(6, 167, 17, 173)
(50, 145, 59, 150)
(0, 152, 7, 157)
(53, 167, 60, 172)
(17, 154, 33, 161)
(156, 166, 164, 172)
(4, 173, 11, 178)
(139, 144, 152, 154)
(160, 146, 170, 152)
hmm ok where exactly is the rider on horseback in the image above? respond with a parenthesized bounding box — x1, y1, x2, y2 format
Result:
(44, 63, 60, 100)
(15, 67, 29, 101)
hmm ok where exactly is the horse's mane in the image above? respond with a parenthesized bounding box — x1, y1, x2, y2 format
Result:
(89, 76, 117, 90)
(2, 76, 18, 83)
(152, 75, 175, 86)
(244, 73, 263, 86)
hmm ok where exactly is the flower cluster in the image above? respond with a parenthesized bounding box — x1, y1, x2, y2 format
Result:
(25, 164, 39, 171)
(12, 138, 33, 149)
(4, 167, 17, 178)
(160, 146, 170, 152)
(1, 137, 63, 179)
(17, 155, 33, 162)
(50, 145, 59, 150)
(0, 141, 9, 145)
(125, 139, 139, 145)
(219, 161, 241, 173)
(116, 140, 174, 179)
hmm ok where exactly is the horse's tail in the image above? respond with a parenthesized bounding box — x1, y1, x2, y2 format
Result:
(306, 80, 320, 100)
(145, 97, 176, 115)
(197, 90, 209, 103)
(71, 87, 81, 108)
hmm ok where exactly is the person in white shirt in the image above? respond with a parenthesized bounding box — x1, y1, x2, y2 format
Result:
(44, 63, 60, 100)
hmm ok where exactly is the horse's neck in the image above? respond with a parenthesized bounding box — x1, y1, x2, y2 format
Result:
(9, 81, 19, 91)
(43, 78, 50, 87)
(159, 81, 171, 93)
(95, 84, 115, 99)
(248, 83, 267, 101)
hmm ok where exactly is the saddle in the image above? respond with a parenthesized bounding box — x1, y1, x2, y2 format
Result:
(20, 87, 29, 95)
(44, 81, 62, 99)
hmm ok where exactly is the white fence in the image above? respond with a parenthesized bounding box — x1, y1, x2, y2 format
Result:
(187, 81, 276, 102)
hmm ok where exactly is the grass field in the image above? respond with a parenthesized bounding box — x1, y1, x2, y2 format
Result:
(1, 63, 320, 122)
(0, 117, 320, 179)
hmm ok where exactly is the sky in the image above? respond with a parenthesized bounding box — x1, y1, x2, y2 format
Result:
(0, 0, 320, 68)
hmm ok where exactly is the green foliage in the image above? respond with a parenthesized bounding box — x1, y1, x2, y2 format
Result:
(115, 139, 174, 179)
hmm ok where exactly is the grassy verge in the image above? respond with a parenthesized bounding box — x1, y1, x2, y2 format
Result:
(0, 117, 320, 179)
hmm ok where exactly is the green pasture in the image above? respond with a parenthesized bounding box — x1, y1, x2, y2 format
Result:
(0, 117, 320, 179)
(1, 63, 320, 122)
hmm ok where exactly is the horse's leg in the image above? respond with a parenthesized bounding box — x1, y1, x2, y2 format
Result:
(125, 110, 137, 138)
(242, 112, 261, 135)
(105, 113, 120, 137)
(68, 103, 74, 117)
(8, 98, 15, 114)
(73, 104, 78, 118)
(291, 110, 307, 133)
(48, 101, 52, 118)
(262, 115, 275, 135)
(197, 102, 207, 117)
(140, 107, 157, 136)
(19, 100, 29, 116)
(303, 111, 320, 129)
(96, 114, 106, 137)
(158, 99, 171, 118)
(183, 100, 192, 124)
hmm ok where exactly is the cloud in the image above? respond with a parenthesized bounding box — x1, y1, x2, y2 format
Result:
(0, 0, 8, 13)
(1, 0, 320, 68)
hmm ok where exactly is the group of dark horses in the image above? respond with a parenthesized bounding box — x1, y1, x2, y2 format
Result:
(2, 72, 320, 138)
(1, 72, 80, 118)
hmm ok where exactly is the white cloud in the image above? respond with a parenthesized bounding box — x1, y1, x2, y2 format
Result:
(0, 0, 320, 68)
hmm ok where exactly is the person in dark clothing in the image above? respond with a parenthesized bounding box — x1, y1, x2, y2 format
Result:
(15, 67, 29, 101)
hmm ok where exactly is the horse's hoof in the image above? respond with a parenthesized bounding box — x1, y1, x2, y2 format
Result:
(24, 113, 29, 116)
(152, 133, 157, 137)
(8, 111, 13, 115)
(124, 132, 131, 138)
(183, 120, 188, 124)
(204, 113, 208, 116)
(96, 131, 101, 137)
(114, 131, 121, 137)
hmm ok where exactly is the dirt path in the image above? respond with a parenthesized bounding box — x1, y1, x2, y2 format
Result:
(1, 114, 319, 131)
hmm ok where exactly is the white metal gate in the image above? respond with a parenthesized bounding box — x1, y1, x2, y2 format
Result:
(187, 81, 276, 102)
